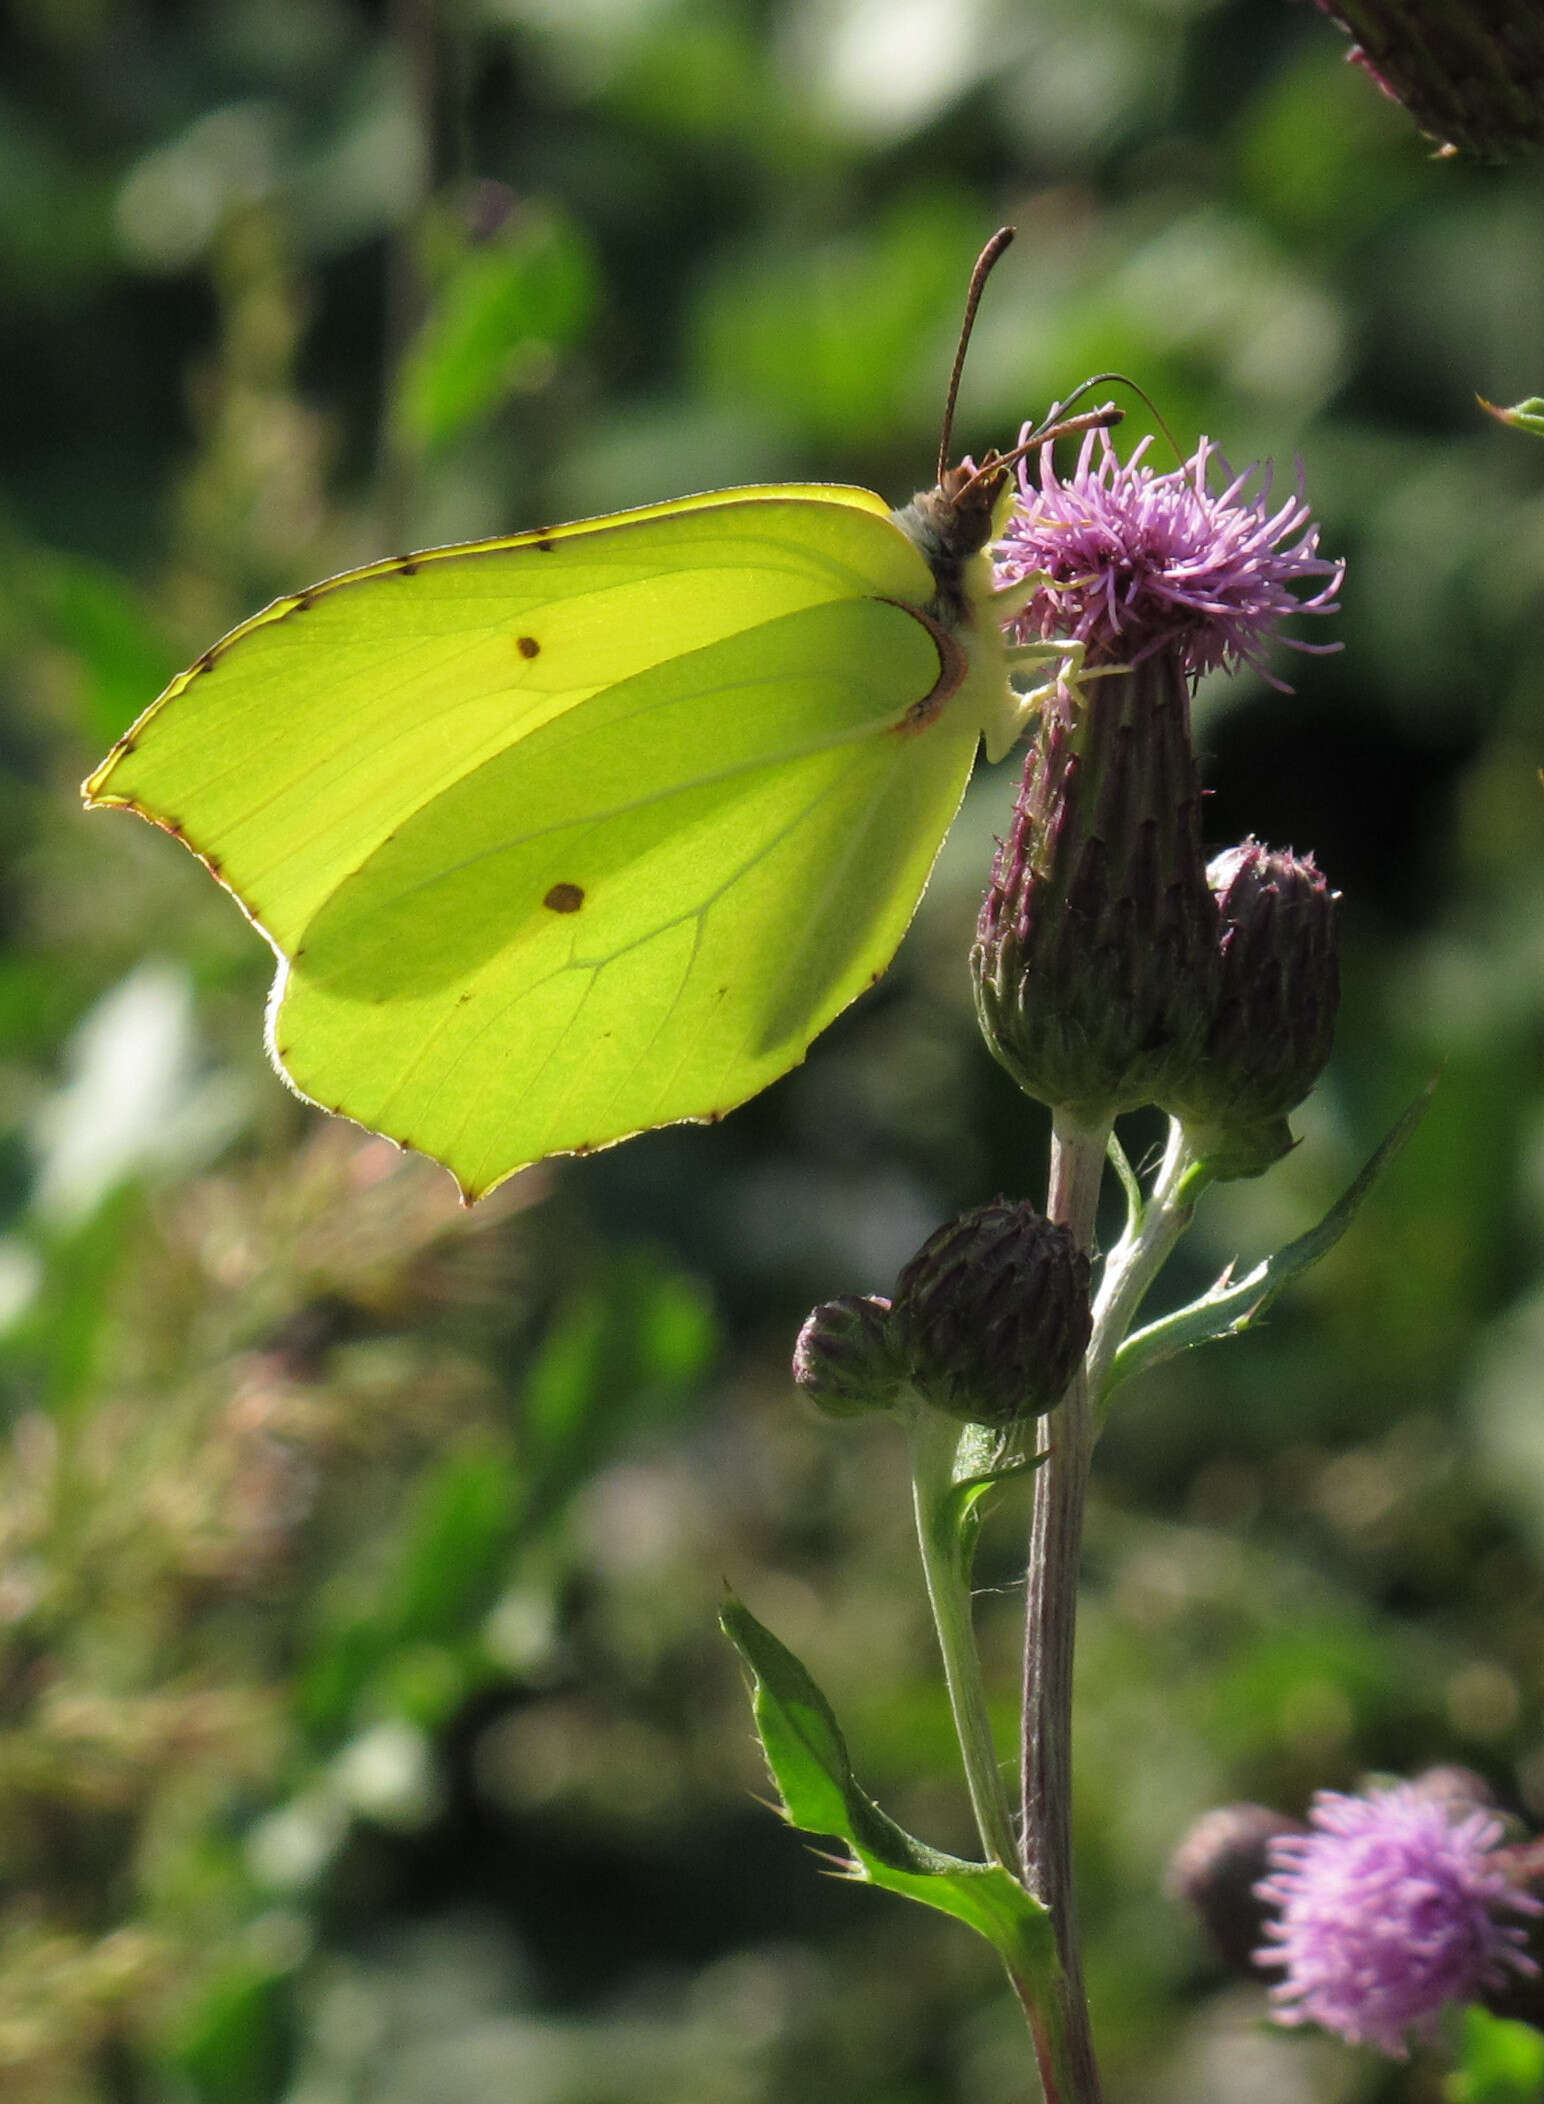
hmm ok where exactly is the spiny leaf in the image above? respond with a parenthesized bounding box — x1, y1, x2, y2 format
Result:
(1105, 1081, 1433, 1400)
(1480, 394, 1544, 440)
(720, 1595, 1057, 1979)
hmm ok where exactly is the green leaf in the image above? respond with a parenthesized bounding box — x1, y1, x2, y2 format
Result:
(1447, 2006, 1544, 2104)
(935, 1418, 1042, 1566)
(0, 530, 181, 744)
(720, 1595, 1058, 1978)
(1106, 1082, 1433, 1400)
(1106, 1126, 1145, 1241)
(383, 1438, 523, 1648)
(519, 1250, 717, 1525)
(167, 1956, 296, 2104)
(1480, 395, 1544, 440)
(394, 206, 598, 454)
(297, 1436, 519, 1739)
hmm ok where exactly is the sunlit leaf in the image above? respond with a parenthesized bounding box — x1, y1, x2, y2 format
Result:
(394, 204, 598, 454)
(1107, 1082, 1433, 1401)
(1447, 2005, 1544, 2104)
(721, 1594, 1058, 1979)
(1480, 394, 1544, 439)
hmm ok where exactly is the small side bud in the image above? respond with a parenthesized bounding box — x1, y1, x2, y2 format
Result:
(1167, 1803, 1305, 1976)
(1169, 839, 1339, 1179)
(1407, 1764, 1498, 1818)
(973, 657, 1220, 1122)
(890, 1198, 1092, 1427)
(792, 1294, 899, 1417)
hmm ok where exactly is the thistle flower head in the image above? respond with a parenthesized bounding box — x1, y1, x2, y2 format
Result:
(995, 430, 1342, 684)
(1255, 1783, 1542, 2058)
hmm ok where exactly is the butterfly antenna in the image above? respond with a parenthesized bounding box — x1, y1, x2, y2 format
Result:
(938, 226, 1016, 483)
(1067, 370, 1189, 475)
(955, 403, 1123, 499)
(955, 366, 1198, 501)
(1041, 369, 1189, 475)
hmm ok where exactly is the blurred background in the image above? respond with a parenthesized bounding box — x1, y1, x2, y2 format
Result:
(4, 0, 1544, 2098)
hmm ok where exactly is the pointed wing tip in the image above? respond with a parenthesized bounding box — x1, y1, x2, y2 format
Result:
(80, 774, 124, 811)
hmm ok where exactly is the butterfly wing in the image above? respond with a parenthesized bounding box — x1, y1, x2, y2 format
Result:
(86, 489, 982, 1197)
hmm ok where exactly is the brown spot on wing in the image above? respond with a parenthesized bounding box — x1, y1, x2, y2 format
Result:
(533, 535, 556, 553)
(543, 881, 585, 913)
(395, 556, 420, 576)
(516, 635, 540, 659)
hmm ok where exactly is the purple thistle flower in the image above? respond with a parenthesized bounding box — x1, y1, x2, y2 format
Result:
(1255, 1783, 1542, 2058)
(995, 429, 1342, 686)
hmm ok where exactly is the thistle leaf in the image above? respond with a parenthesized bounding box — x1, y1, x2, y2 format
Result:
(1480, 395, 1544, 440)
(1105, 1081, 1433, 1400)
(720, 1596, 1057, 1978)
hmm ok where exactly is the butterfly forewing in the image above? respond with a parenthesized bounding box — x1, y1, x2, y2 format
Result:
(85, 489, 933, 957)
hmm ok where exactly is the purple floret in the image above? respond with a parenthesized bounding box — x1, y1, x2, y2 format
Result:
(995, 429, 1342, 684)
(1255, 1783, 1541, 2058)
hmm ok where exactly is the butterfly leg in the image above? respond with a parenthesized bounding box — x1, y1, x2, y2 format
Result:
(990, 566, 1060, 623)
(983, 636, 1086, 760)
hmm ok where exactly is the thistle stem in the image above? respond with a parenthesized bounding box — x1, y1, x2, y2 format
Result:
(1020, 1109, 1110, 2104)
(906, 1407, 1020, 1873)
(1086, 1118, 1199, 1414)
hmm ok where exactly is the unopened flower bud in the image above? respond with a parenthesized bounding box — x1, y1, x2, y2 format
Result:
(1169, 839, 1339, 1179)
(973, 654, 1220, 1121)
(1309, 0, 1544, 163)
(890, 1198, 1091, 1426)
(792, 1294, 899, 1417)
(1407, 1764, 1497, 1818)
(1167, 1803, 1305, 1976)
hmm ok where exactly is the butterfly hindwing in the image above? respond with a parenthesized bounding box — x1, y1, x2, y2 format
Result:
(275, 592, 979, 1195)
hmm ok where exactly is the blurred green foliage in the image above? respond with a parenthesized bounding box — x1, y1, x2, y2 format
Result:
(3, 0, 1544, 2099)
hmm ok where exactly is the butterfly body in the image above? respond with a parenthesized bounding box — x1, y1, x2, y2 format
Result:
(85, 468, 1035, 1198)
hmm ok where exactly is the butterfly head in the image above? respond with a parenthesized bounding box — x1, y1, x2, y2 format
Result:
(892, 458, 1012, 628)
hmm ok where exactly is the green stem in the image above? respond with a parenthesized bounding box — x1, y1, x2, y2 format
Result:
(906, 1406, 1019, 1873)
(1086, 1118, 1200, 1414)
(1019, 1109, 1110, 2104)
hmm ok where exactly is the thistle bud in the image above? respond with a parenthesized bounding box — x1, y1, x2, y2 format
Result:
(792, 1294, 899, 1417)
(973, 655, 1220, 1121)
(1309, 0, 1544, 163)
(1169, 839, 1339, 1180)
(889, 1198, 1091, 1427)
(1166, 1803, 1305, 1976)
